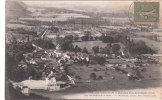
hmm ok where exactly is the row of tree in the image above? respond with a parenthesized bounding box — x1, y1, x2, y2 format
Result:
(129, 41, 155, 54)
(33, 39, 55, 49)
(119, 31, 155, 55)
(92, 44, 121, 55)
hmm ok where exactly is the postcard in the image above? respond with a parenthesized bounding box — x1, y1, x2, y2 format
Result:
(5, 0, 162, 100)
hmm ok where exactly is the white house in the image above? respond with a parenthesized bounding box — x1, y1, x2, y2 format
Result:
(56, 44, 61, 50)
(29, 59, 37, 64)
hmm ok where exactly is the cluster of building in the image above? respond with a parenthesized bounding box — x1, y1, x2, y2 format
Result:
(15, 22, 154, 93)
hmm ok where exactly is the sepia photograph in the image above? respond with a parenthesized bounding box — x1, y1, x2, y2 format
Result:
(5, 0, 162, 99)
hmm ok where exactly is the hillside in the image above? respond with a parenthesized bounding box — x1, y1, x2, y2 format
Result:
(6, 1, 31, 18)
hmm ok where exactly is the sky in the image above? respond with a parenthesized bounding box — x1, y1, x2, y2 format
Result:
(23, 1, 133, 13)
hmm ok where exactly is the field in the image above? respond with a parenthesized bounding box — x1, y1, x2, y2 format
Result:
(73, 41, 107, 51)
(6, 24, 33, 29)
(30, 61, 162, 99)
(133, 31, 162, 37)
(19, 13, 90, 22)
(67, 63, 161, 91)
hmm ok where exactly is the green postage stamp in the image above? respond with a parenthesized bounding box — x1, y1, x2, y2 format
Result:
(134, 1, 160, 24)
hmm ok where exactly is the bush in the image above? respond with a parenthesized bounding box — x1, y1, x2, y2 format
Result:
(75, 75, 81, 80)
(90, 73, 96, 80)
(92, 46, 99, 54)
(101, 36, 114, 43)
(64, 35, 73, 42)
(74, 45, 82, 52)
(73, 34, 79, 41)
(97, 76, 103, 80)
(98, 56, 106, 65)
(82, 47, 88, 53)
(112, 44, 121, 54)
(11, 67, 26, 82)
(89, 55, 106, 65)
(81, 36, 89, 41)
(93, 68, 98, 71)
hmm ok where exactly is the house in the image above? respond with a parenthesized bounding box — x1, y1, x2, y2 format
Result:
(41, 55, 47, 60)
(64, 54, 70, 59)
(29, 59, 37, 64)
(32, 43, 43, 50)
(33, 50, 45, 58)
(67, 75, 75, 85)
(41, 30, 47, 39)
(23, 53, 33, 58)
(54, 50, 64, 57)
(44, 49, 56, 58)
(56, 44, 61, 50)
(121, 51, 124, 56)
(21, 86, 30, 96)
(105, 64, 115, 70)
(42, 72, 46, 80)
(124, 58, 137, 62)
(41, 29, 57, 39)
(18, 60, 27, 68)
(19, 79, 63, 91)
(41, 28, 62, 40)
(106, 59, 127, 68)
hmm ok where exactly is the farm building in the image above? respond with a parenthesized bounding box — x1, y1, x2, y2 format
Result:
(106, 59, 127, 68)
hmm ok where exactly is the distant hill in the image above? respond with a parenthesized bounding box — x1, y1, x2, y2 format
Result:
(6, 1, 31, 18)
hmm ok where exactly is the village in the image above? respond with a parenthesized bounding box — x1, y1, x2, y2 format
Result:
(5, 1, 162, 99)
(10, 23, 159, 95)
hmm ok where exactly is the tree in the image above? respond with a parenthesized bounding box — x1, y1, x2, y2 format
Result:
(97, 76, 103, 80)
(64, 35, 73, 42)
(84, 31, 91, 40)
(90, 73, 96, 80)
(99, 47, 105, 54)
(14, 52, 24, 63)
(33, 39, 55, 49)
(107, 43, 112, 48)
(74, 45, 82, 52)
(68, 43, 74, 51)
(12, 67, 26, 82)
(112, 44, 121, 54)
(57, 37, 75, 51)
(25, 66, 37, 79)
(49, 27, 59, 33)
(61, 42, 71, 51)
(97, 56, 106, 65)
(82, 47, 88, 53)
(23, 42, 35, 52)
(129, 41, 155, 54)
(105, 44, 111, 55)
(113, 34, 120, 43)
(101, 36, 114, 43)
(81, 36, 89, 41)
(92, 46, 99, 54)
(99, 47, 110, 55)
(6, 40, 36, 81)
(73, 34, 79, 41)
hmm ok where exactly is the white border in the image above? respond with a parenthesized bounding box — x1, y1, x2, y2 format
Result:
(0, 0, 5, 100)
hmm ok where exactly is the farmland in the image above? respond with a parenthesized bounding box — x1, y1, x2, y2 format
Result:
(30, 62, 161, 99)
